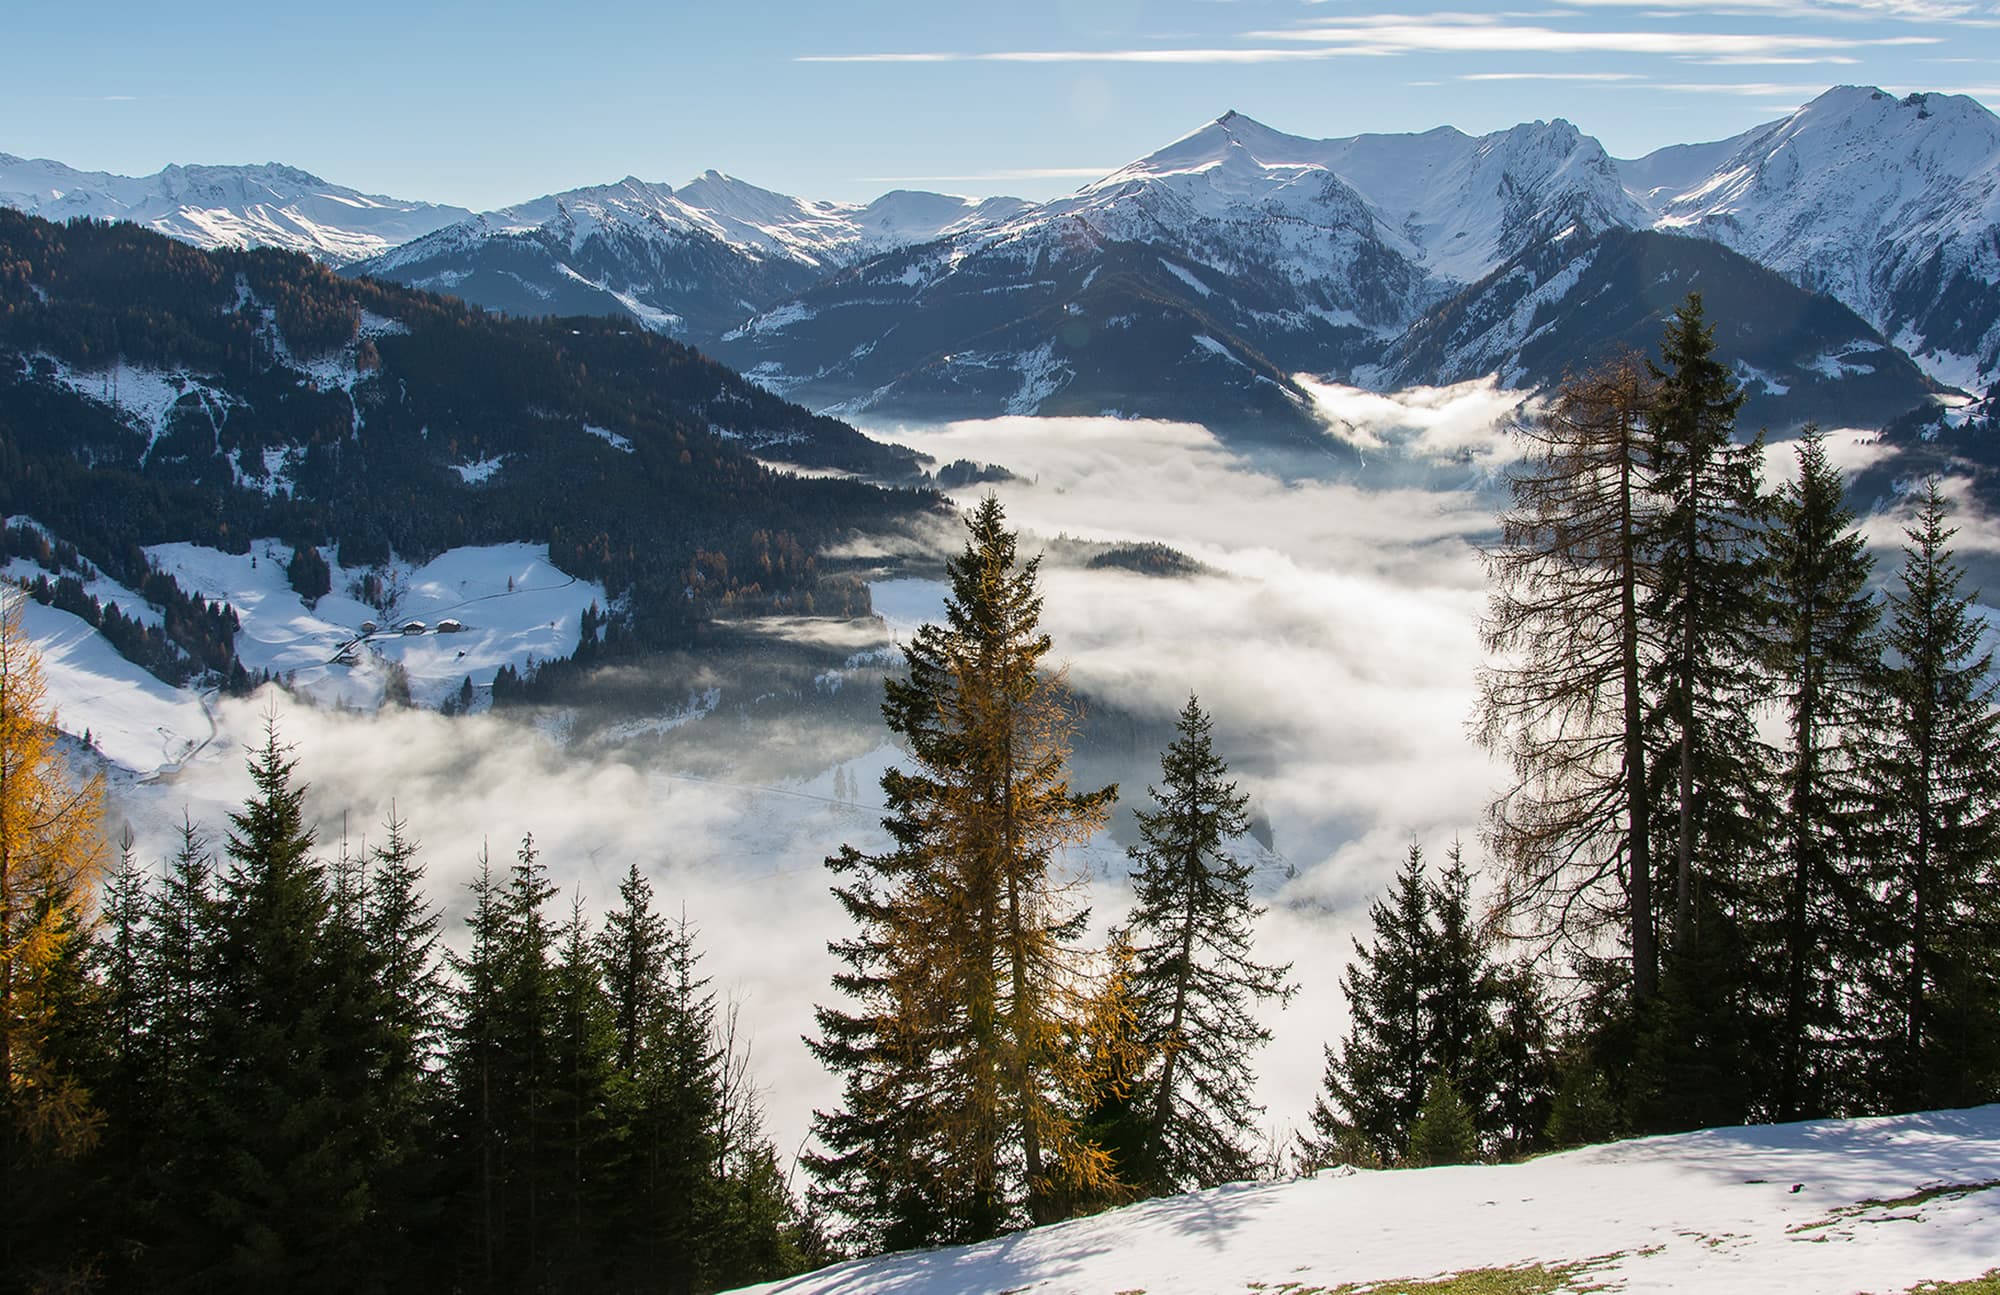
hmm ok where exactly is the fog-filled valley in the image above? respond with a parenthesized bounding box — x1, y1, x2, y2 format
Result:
(89, 382, 1980, 1179)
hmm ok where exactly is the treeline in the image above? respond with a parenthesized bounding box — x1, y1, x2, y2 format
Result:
(1468, 293, 2000, 1135)
(2, 606, 814, 1293)
(0, 209, 939, 680)
(1310, 298, 2000, 1169)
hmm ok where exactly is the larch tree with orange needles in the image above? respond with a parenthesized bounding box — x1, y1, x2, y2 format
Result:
(807, 495, 1118, 1251)
(0, 593, 106, 1164)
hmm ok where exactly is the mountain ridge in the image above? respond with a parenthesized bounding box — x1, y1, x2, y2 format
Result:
(8, 85, 1992, 428)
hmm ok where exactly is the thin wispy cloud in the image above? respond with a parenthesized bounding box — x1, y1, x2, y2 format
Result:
(1544, 0, 1990, 20)
(1250, 17, 1941, 58)
(1651, 78, 1869, 93)
(807, 14, 1939, 68)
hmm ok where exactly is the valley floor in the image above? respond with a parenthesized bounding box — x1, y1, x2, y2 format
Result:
(737, 1107, 2000, 1295)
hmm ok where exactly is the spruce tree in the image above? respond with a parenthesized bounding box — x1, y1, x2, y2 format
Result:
(1425, 843, 1500, 1126)
(1124, 694, 1293, 1193)
(599, 861, 669, 1075)
(1858, 482, 2000, 1111)
(1482, 960, 1557, 1158)
(1763, 429, 1880, 1119)
(445, 849, 508, 1293)
(1304, 844, 1433, 1167)
(1405, 1075, 1478, 1168)
(363, 806, 447, 1272)
(1639, 293, 1771, 1130)
(194, 718, 385, 1291)
(808, 495, 1117, 1246)
(637, 912, 724, 1295)
(1644, 292, 1772, 949)
(545, 894, 616, 1291)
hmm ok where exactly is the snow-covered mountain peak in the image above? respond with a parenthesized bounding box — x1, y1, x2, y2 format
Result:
(1643, 84, 2000, 389)
(0, 154, 471, 265)
(1099, 110, 1335, 187)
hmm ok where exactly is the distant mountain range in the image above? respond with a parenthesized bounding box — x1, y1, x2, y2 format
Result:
(10, 85, 1993, 440)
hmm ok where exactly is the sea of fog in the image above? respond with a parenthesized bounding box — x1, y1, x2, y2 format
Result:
(101, 381, 1950, 1173)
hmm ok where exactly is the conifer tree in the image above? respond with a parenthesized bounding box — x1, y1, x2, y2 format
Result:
(1483, 960, 1557, 1158)
(1304, 844, 1433, 1167)
(637, 912, 724, 1294)
(1059, 929, 1151, 1212)
(195, 718, 387, 1291)
(363, 807, 447, 1267)
(1644, 292, 1772, 949)
(1635, 294, 1772, 1130)
(1477, 356, 1664, 999)
(1763, 429, 1880, 1119)
(808, 495, 1116, 1247)
(495, 833, 561, 1283)
(1405, 1075, 1478, 1168)
(1858, 482, 2000, 1111)
(1124, 694, 1293, 1193)
(600, 861, 669, 1075)
(1425, 843, 1500, 1117)
(545, 893, 616, 1290)
(445, 848, 508, 1293)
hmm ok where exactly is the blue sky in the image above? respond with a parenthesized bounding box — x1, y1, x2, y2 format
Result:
(8, 0, 1995, 209)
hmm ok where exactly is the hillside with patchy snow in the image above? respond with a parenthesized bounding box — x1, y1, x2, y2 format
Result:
(737, 1107, 2000, 1295)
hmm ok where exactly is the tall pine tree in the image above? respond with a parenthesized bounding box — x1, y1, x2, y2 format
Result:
(1304, 843, 1433, 1167)
(1763, 428, 1880, 1120)
(1858, 482, 2000, 1111)
(1124, 694, 1293, 1193)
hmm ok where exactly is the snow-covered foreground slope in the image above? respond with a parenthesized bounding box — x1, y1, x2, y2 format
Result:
(740, 1107, 2000, 1295)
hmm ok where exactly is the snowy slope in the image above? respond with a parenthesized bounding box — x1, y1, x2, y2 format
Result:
(7, 539, 606, 775)
(147, 540, 606, 713)
(739, 1106, 2000, 1295)
(0, 154, 470, 265)
(3, 589, 213, 775)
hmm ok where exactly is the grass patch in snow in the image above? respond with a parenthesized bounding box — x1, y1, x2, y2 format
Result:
(1896, 1272, 2000, 1293)
(1793, 1178, 2000, 1236)
(1243, 1255, 1622, 1295)
(1859, 1180, 2000, 1211)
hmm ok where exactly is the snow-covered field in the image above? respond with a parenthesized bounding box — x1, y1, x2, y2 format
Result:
(5, 592, 212, 774)
(737, 1107, 2000, 1295)
(11, 539, 605, 770)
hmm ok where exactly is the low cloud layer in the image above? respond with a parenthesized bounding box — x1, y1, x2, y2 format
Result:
(116, 403, 1984, 1176)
